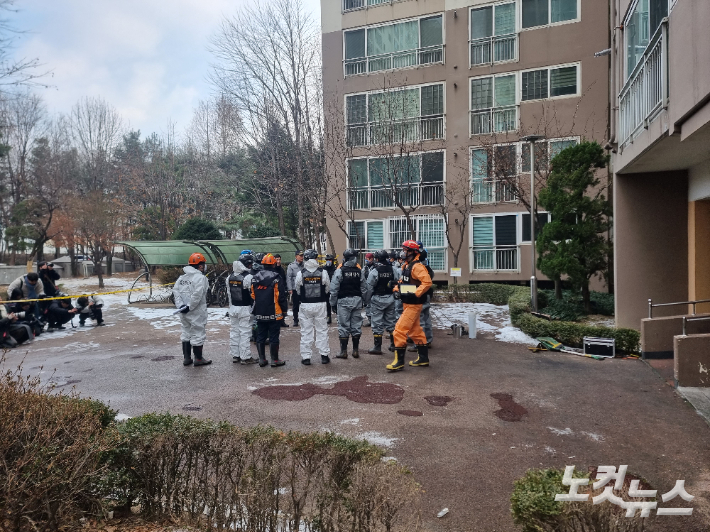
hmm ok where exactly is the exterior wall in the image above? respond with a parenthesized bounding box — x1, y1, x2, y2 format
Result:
(323, 0, 610, 284)
(674, 333, 710, 387)
(688, 199, 710, 314)
(614, 170, 688, 329)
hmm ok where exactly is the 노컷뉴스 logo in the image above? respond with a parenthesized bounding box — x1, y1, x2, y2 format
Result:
(555, 465, 693, 517)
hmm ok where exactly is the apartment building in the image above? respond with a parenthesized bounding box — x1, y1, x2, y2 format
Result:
(611, 0, 710, 329)
(321, 0, 609, 284)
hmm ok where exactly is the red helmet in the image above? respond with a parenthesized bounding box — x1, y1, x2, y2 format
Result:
(402, 240, 420, 251)
(261, 253, 277, 265)
(189, 252, 207, 265)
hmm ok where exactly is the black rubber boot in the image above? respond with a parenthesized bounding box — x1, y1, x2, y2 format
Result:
(327, 316, 332, 325)
(409, 344, 430, 367)
(387, 333, 395, 352)
(352, 336, 360, 358)
(270, 343, 285, 367)
(368, 335, 383, 355)
(386, 348, 406, 372)
(336, 337, 348, 359)
(321, 354, 330, 364)
(193, 345, 212, 366)
(182, 341, 193, 366)
(257, 343, 268, 367)
(301, 358, 311, 365)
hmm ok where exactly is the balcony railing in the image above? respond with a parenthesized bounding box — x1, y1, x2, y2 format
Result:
(470, 106, 517, 135)
(344, 45, 444, 76)
(347, 116, 445, 147)
(343, 0, 404, 12)
(470, 34, 517, 66)
(619, 20, 668, 148)
(471, 179, 517, 204)
(348, 183, 444, 210)
(471, 245, 519, 272)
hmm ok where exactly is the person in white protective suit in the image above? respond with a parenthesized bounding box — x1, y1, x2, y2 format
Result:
(294, 249, 331, 365)
(173, 252, 212, 366)
(226, 254, 257, 364)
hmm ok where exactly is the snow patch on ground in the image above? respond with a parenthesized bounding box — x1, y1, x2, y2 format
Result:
(356, 431, 398, 448)
(548, 427, 574, 436)
(430, 303, 538, 345)
(581, 431, 605, 442)
(115, 413, 132, 422)
(340, 418, 360, 425)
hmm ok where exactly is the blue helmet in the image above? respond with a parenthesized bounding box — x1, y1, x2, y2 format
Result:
(240, 249, 253, 256)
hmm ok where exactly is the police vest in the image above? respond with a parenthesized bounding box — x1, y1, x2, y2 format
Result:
(252, 270, 284, 320)
(300, 268, 327, 304)
(373, 264, 395, 296)
(228, 273, 252, 306)
(337, 265, 362, 299)
(400, 260, 431, 305)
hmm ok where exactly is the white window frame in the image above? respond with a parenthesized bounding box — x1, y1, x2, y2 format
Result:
(469, 212, 522, 272)
(622, 0, 670, 80)
(342, 13, 445, 77)
(344, 82, 446, 146)
(343, 0, 408, 14)
(469, 72, 519, 136)
(468, 1, 519, 67)
(346, 150, 447, 211)
(347, 219, 386, 250)
(519, 0, 581, 31)
(519, 211, 551, 244)
(519, 62, 581, 102)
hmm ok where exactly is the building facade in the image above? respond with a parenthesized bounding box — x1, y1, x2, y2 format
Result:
(610, 0, 710, 329)
(321, 0, 609, 284)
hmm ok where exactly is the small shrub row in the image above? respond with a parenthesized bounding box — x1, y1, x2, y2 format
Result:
(436, 283, 521, 305)
(538, 290, 615, 321)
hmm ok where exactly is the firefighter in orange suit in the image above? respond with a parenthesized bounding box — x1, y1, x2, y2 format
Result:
(250, 253, 287, 367)
(387, 240, 433, 371)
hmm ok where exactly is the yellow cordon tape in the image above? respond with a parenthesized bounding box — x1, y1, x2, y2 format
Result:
(1, 283, 175, 304)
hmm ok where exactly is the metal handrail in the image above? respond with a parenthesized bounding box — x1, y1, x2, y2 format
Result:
(682, 315, 710, 336)
(648, 298, 710, 318)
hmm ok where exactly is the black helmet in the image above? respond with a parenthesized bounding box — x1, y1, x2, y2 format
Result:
(325, 254, 335, 260)
(374, 249, 389, 262)
(342, 248, 356, 261)
(239, 254, 254, 267)
(399, 251, 407, 260)
(254, 252, 265, 263)
(303, 249, 318, 261)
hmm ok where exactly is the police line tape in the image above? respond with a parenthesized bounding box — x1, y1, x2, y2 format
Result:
(2, 283, 176, 304)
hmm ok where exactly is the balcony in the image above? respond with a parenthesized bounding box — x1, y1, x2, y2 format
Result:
(471, 245, 519, 272)
(470, 34, 517, 66)
(470, 106, 517, 135)
(348, 182, 444, 210)
(347, 116, 445, 147)
(618, 21, 668, 148)
(344, 45, 444, 76)
(471, 179, 517, 204)
(343, 0, 403, 12)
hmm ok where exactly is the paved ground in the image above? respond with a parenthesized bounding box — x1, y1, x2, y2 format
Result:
(5, 276, 710, 531)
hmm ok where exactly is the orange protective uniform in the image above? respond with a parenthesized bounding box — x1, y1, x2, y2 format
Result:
(392, 258, 432, 348)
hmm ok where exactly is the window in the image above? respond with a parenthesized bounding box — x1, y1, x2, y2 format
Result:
(344, 15, 444, 76)
(470, 2, 517, 65)
(625, 0, 668, 77)
(521, 213, 550, 241)
(347, 151, 445, 210)
(345, 83, 445, 146)
(471, 214, 519, 271)
(470, 74, 517, 134)
(389, 215, 447, 270)
(521, 64, 578, 101)
(470, 146, 517, 203)
(348, 220, 384, 250)
(522, 0, 578, 28)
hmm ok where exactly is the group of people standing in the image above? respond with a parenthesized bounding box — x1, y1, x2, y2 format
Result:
(173, 239, 435, 372)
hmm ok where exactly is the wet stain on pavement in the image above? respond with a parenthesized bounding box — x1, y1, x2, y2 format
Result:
(58, 379, 81, 387)
(182, 405, 202, 411)
(398, 410, 423, 416)
(253, 376, 404, 404)
(491, 393, 528, 422)
(151, 355, 176, 362)
(130, 355, 145, 359)
(425, 396, 453, 406)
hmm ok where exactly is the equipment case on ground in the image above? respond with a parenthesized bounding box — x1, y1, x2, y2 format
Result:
(583, 337, 615, 358)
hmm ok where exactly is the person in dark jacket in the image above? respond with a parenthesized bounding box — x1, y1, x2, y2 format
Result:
(323, 254, 337, 324)
(47, 299, 78, 331)
(273, 254, 289, 328)
(329, 249, 366, 359)
(37, 261, 61, 297)
(250, 253, 287, 368)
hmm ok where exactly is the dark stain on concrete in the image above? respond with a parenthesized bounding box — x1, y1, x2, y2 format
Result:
(253, 376, 404, 404)
(490, 393, 528, 422)
(425, 396, 453, 406)
(151, 355, 176, 362)
(58, 379, 81, 387)
(182, 405, 202, 411)
(398, 410, 423, 416)
(130, 355, 145, 359)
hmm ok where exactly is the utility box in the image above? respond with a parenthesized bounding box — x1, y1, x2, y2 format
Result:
(583, 337, 615, 358)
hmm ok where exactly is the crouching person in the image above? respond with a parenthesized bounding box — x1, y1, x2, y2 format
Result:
(0, 304, 33, 347)
(294, 249, 331, 365)
(76, 295, 105, 326)
(47, 299, 78, 331)
(8, 300, 43, 338)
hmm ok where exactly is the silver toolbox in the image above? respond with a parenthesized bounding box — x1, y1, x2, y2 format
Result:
(583, 337, 615, 358)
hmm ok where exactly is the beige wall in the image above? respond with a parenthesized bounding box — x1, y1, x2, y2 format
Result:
(689, 200, 710, 314)
(614, 170, 688, 329)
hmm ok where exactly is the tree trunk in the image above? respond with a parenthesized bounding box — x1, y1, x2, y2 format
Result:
(94, 243, 105, 288)
(554, 278, 563, 300)
(106, 254, 113, 277)
(68, 246, 77, 277)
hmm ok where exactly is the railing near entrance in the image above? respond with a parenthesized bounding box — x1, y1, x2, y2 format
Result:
(619, 20, 668, 148)
(682, 315, 710, 336)
(648, 297, 710, 318)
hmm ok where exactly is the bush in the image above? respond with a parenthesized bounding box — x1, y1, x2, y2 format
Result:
(0, 364, 118, 531)
(437, 283, 521, 305)
(172, 218, 221, 241)
(511, 467, 648, 532)
(155, 266, 184, 285)
(538, 290, 615, 321)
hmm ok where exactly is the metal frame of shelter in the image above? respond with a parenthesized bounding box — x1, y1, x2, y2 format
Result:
(118, 237, 301, 304)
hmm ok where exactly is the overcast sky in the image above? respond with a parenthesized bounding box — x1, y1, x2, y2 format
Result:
(12, 0, 321, 138)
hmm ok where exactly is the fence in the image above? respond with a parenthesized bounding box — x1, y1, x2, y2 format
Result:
(470, 34, 517, 66)
(348, 183, 444, 210)
(347, 116, 445, 147)
(344, 45, 444, 76)
(471, 245, 519, 272)
(470, 106, 517, 135)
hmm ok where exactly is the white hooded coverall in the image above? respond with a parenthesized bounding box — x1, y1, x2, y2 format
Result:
(294, 258, 330, 360)
(173, 265, 209, 346)
(226, 260, 253, 361)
